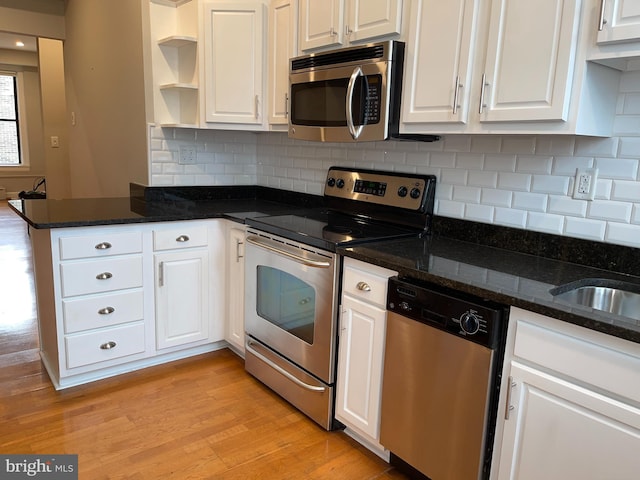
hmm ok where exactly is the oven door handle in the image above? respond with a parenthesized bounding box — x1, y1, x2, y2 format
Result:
(246, 339, 327, 393)
(246, 236, 331, 268)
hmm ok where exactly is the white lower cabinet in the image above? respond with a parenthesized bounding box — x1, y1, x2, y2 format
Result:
(31, 220, 227, 390)
(335, 257, 396, 458)
(154, 249, 210, 349)
(491, 307, 640, 480)
(224, 223, 246, 355)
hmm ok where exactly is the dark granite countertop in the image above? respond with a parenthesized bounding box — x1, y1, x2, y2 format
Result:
(339, 235, 640, 344)
(7, 185, 323, 229)
(7, 185, 640, 345)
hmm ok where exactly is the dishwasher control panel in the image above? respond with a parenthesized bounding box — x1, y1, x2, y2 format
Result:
(387, 277, 506, 349)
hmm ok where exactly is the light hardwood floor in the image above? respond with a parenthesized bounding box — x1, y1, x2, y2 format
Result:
(0, 201, 408, 479)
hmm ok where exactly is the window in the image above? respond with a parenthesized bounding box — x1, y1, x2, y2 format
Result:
(0, 73, 20, 165)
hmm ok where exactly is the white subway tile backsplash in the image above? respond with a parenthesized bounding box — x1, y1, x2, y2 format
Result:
(437, 200, 465, 218)
(512, 192, 548, 212)
(494, 208, 527, 228)
(594, 157, 639, 179)
(564, 217, 607, 241)
(548, 196, 587, 217)
(465, 204, 495, 223)
(587, 200, 632, 222)
(605, 223, 640, 248)
(441, 169, 468, 186)
(147, 70, 640, 248)
(612, 180, 640, 202)
(484, 154, 517, 172)
(527, 212, 564, 235)
(515, 156, 553, 174)
(531, 174, 570, 195)
(453, 185, 482, 203)
(468, 171, 498, 188)
(481, 189, 512, 207)
(502, 136, 536, 154)
(574, 136, 619, 157)
(497, 172, 531, 191)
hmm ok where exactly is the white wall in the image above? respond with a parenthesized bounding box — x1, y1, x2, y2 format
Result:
(149, 69, 640, 249)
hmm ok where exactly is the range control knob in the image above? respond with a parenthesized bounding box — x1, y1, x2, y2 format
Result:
(397, 186, 408, 197)
(336, 178, 345, 189)
(459, 311, 480, 335)
(327, 177, 336, 187)
(399, 301, 411, 312)
(410, 187, 422, 199)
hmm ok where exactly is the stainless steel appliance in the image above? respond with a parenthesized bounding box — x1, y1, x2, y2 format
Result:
(244, 167, 437, 429)
(289, 41, 428, 143)
(381, 277, 507, 480)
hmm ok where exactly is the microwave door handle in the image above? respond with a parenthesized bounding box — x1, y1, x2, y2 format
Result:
(346, 66, 364, 140)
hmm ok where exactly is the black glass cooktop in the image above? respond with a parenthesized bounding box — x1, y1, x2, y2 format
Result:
(246, 209, 425, 252)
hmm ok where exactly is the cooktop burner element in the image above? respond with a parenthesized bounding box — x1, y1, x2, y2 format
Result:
(246, 167, 437, 252)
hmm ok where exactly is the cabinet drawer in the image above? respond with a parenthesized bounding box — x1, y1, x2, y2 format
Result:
(60, 257, 143, 297)
(62, 290, 144, 334)
(59, 231, 143, 260)
(65, 322, 145, 369)
(513, 315, 640, 405)
(342, 258, 396, 308)
(153, 224, 208, 251)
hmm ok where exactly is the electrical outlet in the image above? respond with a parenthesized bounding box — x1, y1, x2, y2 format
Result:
(573, 168, 598, 200)
(179, 145, 197, 165)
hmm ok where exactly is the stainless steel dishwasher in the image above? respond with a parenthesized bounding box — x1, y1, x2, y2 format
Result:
(380, 277, 507, 480)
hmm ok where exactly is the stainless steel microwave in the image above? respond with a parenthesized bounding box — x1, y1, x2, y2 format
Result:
(288, 41, 405, 143)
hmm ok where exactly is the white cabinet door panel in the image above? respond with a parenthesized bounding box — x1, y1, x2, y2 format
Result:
(298, 0, 344, 51)
(347, 0, 402, 43)
(203, 2, 265, 125)
(497, 361, 640, 480)
(597, 0, 640, 44)
(481, 0, 579, 122)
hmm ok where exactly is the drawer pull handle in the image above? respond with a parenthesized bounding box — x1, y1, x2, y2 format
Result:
(356, 282, 371, 292)
(98, 306, 115, 315)
(100, 341, 117, 350)
(96, 272, 113, 280)
(176, 235, 190, 242)
(95, 242, 112, 250)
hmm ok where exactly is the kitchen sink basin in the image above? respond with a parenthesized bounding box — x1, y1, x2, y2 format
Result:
(550, 279, 640, 321)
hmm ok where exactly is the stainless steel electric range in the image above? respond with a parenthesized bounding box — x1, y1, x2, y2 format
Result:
(243, 167, 436, 429)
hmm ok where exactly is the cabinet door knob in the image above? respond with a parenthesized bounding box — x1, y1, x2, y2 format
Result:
(356, 281, 371, 292)
(95, 242, 112, 250)
(96, 272, 113, 280)
(176, 235, 190, 242)
(98, 306, 115, 315)
(100, 341, 117, 350)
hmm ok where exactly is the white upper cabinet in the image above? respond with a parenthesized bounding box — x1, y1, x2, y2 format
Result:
(268, 0, 298, 127)
(480, 0, 580, 123)
(401, 0, 621, 136)
(597, 0, 640, 44)
(401, 0, 480, 125)
(298, 0, 403, 53)
(202, 1, 267, 129)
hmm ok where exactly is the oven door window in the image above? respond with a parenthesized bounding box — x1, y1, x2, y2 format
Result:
(256, 266, 315, 344)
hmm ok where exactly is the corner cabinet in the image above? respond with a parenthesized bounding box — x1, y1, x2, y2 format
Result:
(491, 308, 640, 479)
(149, 0, 200, 128)
(298, 0, 404, 53)
(201, 0, 268, 130)
(29, 220, 227, 390)
(401, 0, 621, 136)
(335, 257, 396, 459)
